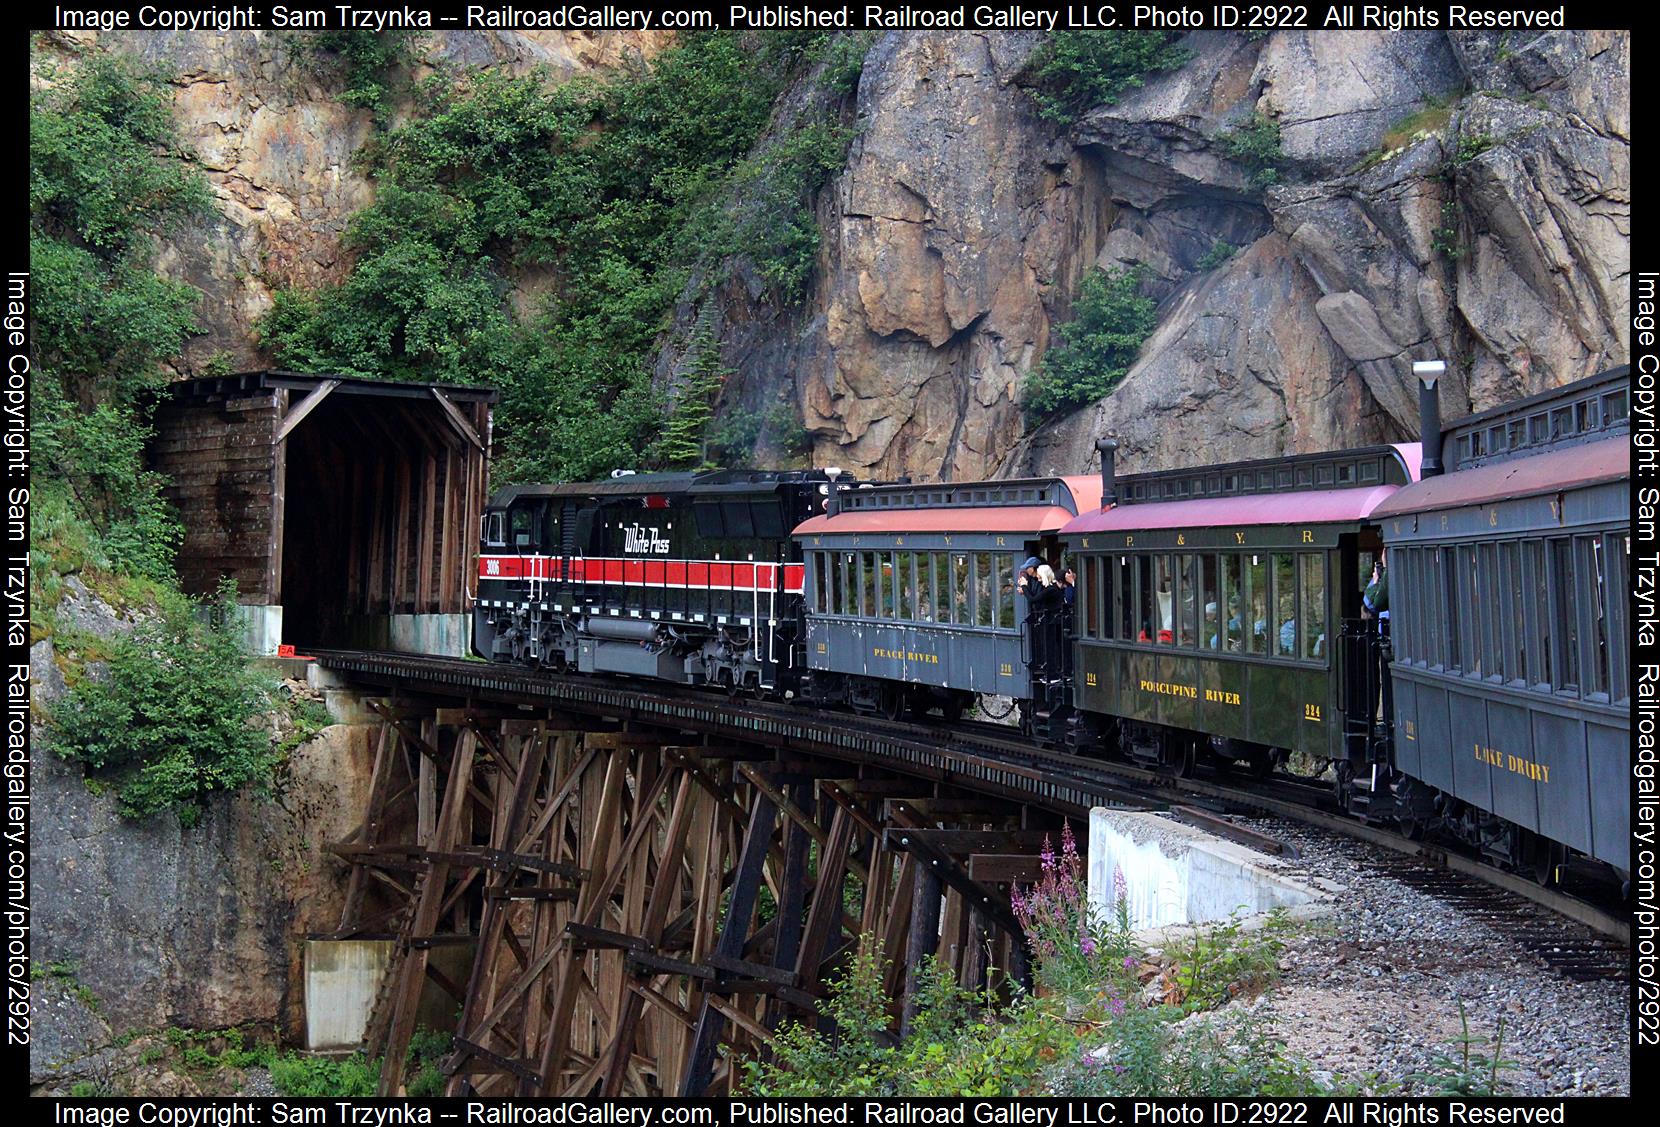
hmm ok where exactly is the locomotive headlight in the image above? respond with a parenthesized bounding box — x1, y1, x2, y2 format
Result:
(819, 484, 830, 495)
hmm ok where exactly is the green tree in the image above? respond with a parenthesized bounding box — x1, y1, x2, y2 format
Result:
(652, 321, 730, 470)
(30, 52, 211, 579)
(1024, 268, 1159, 419)
(260, 32, 850, 485)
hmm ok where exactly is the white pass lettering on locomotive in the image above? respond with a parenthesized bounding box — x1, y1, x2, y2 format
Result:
(623, 524, 671, 554)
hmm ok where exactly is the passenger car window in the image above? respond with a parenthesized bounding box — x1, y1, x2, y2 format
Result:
(1177, 554, 1198, 647)
(1301, 553, 1326, 661)
(974, 552, 994, 627)
(1201, 555, 1220, 650)
(1273, 553, 1295, 656)
(951, 554, 970, 624)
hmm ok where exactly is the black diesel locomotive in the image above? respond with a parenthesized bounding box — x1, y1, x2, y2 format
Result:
(474, 469, 836, 694)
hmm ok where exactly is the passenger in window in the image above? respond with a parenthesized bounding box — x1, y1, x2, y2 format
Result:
(1279, 618, 1296, 656)
(1205, 603, 1221, 649)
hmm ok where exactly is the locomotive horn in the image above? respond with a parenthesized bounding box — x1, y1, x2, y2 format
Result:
(1414, 360, 1446, 478)
(1095, 436, 1120, 508)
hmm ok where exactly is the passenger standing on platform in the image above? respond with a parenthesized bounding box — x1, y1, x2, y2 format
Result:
(1364, 549, 1390, 623)
(1061, 566, 1077, 608)
(1030, 564, 1064, 676)
(1015, 556, 1042, 598)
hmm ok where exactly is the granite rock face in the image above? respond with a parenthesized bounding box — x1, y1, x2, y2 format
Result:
(34, 28, 1629, 479)
(33, 29, 668, 375)
(31, 580, 381, 1038)
(685, 29, 1625, 481)
(999, 28, 1627, 477)
(788, 32, 1116, 481)
(33, 717, 379, 1038)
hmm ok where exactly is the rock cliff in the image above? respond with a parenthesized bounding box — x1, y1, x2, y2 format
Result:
(32, 29, 669, 374)
(32, 636, 379, 1039)
(660, 29, 1627, 480)
(33, 27, 1628, 479)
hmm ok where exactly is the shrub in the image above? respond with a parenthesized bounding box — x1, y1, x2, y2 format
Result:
(1221, 114, 1284, 190)
(814, 30, 877, 95)
(1153, 910, 1289, 1013)
(1406, 1001, 1518, 1095)
(1197, 240, 1237, 270)
(743, 944, 1080, 1097)
(1026, 32, 1189, 124)
(1025, 268, 1158, 419)
(1052, 1006, 1325, 1096)
(50, 583, 280, 827)
(301, 31, 424, 125)
(30, 50, 209, 580)
(268, 1053, 380, 1097)
(742, 942, 896, 1095)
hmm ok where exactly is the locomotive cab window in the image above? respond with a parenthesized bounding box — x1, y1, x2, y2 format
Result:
(484, 511, 506, 547)
(510, 505, 541, 551)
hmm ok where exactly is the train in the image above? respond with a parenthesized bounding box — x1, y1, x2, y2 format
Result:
(473, 366, 1631, 885)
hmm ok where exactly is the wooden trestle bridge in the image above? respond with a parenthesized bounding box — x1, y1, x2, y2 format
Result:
(313, 651, 1130, 1097)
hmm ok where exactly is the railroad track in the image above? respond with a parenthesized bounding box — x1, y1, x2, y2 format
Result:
(307, 649, 1632, 955)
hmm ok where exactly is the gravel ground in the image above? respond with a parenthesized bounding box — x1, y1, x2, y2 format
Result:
(1190, 817, 1630, 1096)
